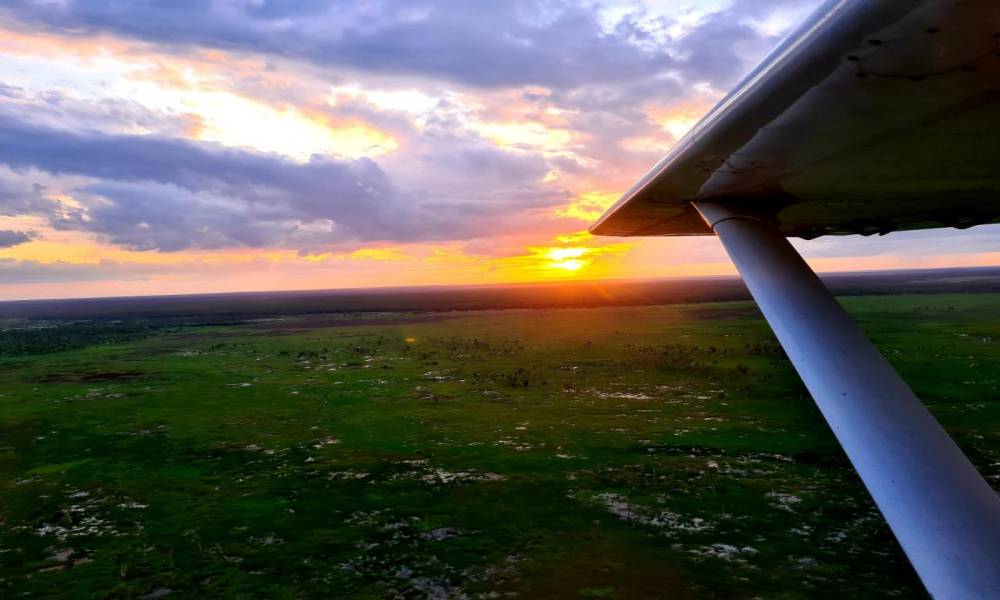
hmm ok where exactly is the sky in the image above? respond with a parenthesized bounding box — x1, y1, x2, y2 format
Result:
(0, 0, 997, 301)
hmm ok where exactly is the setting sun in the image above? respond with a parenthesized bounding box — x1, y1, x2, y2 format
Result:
(542, 247, 587, 271)
(545, 247, 588, 261)
(549, 258, 587, 271)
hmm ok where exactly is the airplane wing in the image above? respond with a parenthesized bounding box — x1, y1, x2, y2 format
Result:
(591, 0, 1000, 239)
(588, 2, 1000, 598)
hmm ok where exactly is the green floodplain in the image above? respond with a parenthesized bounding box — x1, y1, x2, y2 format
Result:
(1, 294, 998, 599)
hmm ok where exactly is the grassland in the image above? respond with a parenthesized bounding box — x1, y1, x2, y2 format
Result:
(1, 294, 998, 599)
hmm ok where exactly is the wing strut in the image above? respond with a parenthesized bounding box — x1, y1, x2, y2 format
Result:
(693, 201, 1000, 599)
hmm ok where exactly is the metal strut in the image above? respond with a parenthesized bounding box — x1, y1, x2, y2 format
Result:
(692, 201, 1000, 599)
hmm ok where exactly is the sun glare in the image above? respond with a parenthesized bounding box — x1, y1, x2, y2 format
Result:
(542, 247, 592, 272)
(490, 241, 631, 280)
(545, 247, 588, 261)
(550, 258, 587, 271)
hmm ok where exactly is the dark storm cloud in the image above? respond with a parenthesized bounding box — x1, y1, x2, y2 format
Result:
(0, 114, 556, 251)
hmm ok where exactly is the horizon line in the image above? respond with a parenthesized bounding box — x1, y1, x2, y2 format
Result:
(3, 264, 998, 305)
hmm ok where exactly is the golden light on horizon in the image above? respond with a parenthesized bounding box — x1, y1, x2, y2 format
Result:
(544, 247, 588, 261)
(537, 245, 622, 274)
(486, 239, 634, 280)
(549, 258, 587, 271)
(544, 247, 591, 272)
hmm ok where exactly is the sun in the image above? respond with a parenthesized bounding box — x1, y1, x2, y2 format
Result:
(549, 258, 587, 271)
(493, 240, 631, 281)
(543, 247, 591, 272)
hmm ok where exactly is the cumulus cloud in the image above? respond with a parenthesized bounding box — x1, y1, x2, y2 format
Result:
(0, 0, 815, 92)
(0, 230, 33, 248)
(0, 113, 560, 251)
(0, 85, 200, 137)
(1, 0, 672, 89)
(0, 0, 879, 258)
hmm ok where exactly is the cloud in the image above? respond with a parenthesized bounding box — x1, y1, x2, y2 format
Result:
(0, 229, 33, 248)
(0, 1, 658, 89)
(0, 257, 184, 284)
(0, 85, 200, 137)
(0, 113, 559, 251)
(15, 0, 990, 288)
(0, 0, 814, 92)
(0, 179, 61, 216)
(794, 225, 1000, 259)
(0, 0, 830, 207)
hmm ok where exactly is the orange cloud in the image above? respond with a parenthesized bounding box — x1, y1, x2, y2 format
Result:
(0, 26, 139, 59)
(305, 247, 410, 262)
